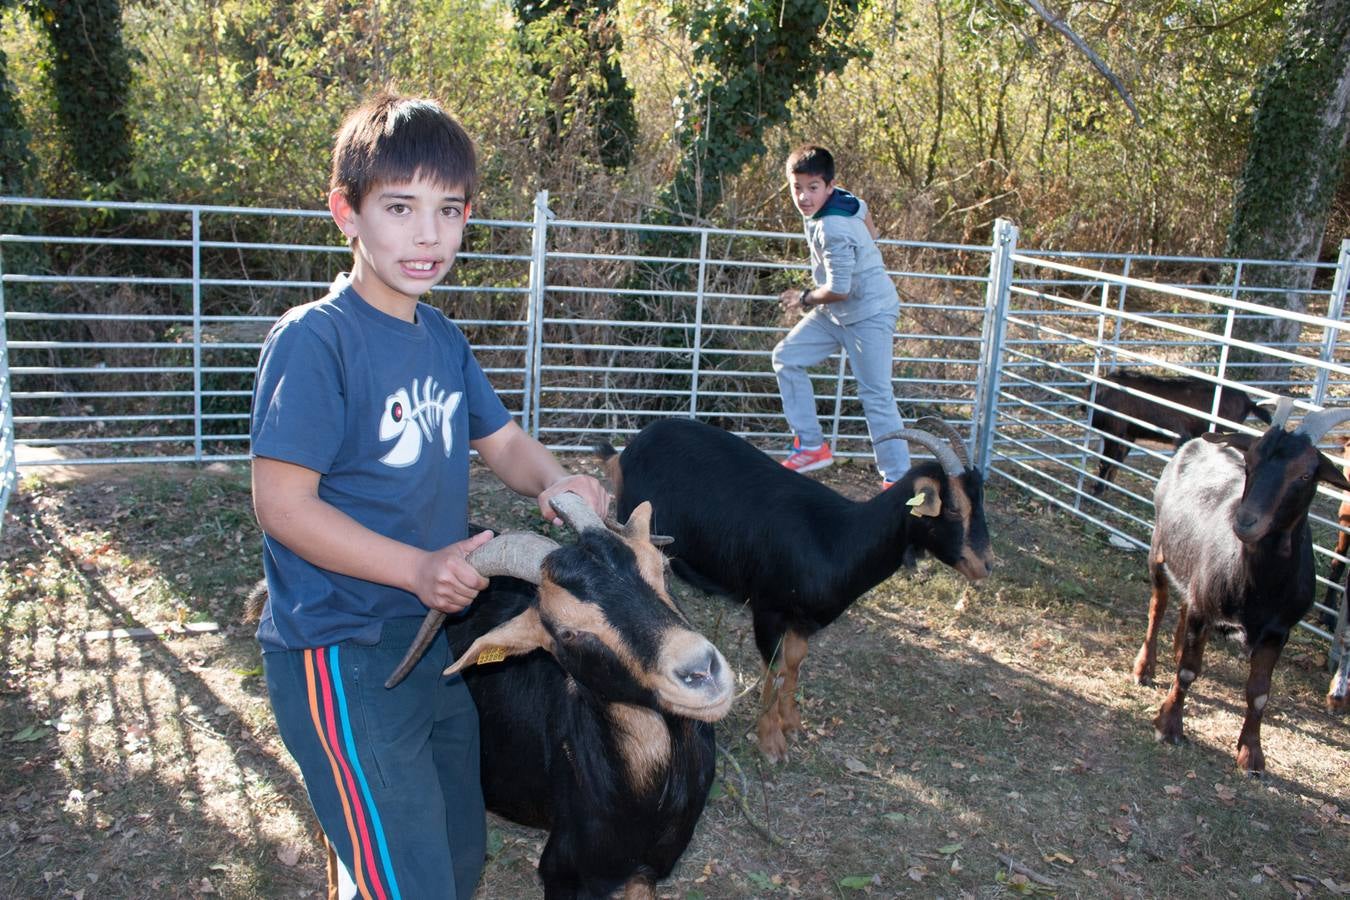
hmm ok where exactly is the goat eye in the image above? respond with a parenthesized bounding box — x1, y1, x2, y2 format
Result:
(556, 627, 580, 643)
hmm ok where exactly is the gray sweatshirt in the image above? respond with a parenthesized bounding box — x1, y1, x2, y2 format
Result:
(804, 193, 900, 325)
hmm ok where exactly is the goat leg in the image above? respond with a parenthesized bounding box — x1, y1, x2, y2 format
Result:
(1133, 553, 1170, 685)
(1153, 605, 1208, 744)
(1236, 640, 1283, 773)
(757, 667, 789, 764)
(776, 631, 809, 739)
(1330, 578, 1350, 713)
(621, 876, 656, 900)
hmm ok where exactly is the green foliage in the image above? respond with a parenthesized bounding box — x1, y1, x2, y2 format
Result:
(513, 0, 637, 169)
(1226, 0, 1350, 260)
(0, 0, 1325, 260)
(656, 0, 866, 224)
(22, 0, 134, 189)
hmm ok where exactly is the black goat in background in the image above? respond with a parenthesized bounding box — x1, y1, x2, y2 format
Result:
(1088, 370, 1271, 496)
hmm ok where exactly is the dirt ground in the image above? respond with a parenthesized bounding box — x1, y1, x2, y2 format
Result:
(1, 455, 1348, 899)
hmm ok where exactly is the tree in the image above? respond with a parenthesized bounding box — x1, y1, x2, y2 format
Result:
(654, 0, 867, 226)
(512, 0, 638, 170)
(23, 0, 134, 188)
(1224, 0, 1350, 377)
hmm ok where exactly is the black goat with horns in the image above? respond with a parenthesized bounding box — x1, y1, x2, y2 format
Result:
(598, 416, 994, 763)
(259, 493, 736, 900)
(1132, 399, 1350, 773)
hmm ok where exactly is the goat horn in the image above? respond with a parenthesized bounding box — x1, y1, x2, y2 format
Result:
(384, 531, 560, 689)
(549, 491, 606, 534)
(1295, 407, 1350, 445)
(1263, 396, 1295, 431)
(914, 416, 971, 469)
(876, 427, 964, 477)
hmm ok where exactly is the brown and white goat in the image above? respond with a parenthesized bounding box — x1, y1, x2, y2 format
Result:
(299, 493, 735, 899)
(1132, 401, 1350, 772)
(1088, 370, 1271, 497)
(598, 417, 993, 763)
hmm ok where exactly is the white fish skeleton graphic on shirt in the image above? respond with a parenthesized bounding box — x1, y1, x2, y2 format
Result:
(378, 377, 463, 467)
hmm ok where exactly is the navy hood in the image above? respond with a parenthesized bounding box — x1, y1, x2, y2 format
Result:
(811, 188, 861, 219)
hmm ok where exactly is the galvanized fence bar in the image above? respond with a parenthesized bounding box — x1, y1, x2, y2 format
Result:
(0, 244, 14, 524)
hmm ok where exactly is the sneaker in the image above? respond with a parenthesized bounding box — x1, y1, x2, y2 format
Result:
(881, 480, 895, 490)
(783, 441, 833, 473)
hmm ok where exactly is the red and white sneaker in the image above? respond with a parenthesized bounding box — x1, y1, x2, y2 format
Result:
(783, 439, 833, 473)
(881, 480, 895, 490)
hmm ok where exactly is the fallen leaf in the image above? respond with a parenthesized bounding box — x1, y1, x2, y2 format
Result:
(1214, 783, 1236, 803)
(843, 757, 870, 774)
(277, 845, 301, 867)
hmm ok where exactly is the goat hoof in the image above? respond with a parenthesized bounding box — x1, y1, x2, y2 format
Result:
(1327, 694, 1348, 715)
(1131, 649, 1154, 685)
(1152, 714, 1184, 745)
(758, 736, 788, 764)
(1236, 746, 1264, 774)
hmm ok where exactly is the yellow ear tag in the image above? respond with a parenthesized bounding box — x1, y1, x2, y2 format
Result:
(906, 491, 926, 517)
(475, 646, 509, 665)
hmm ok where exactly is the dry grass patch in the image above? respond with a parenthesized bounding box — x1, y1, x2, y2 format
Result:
(1, 457, 1347, 898)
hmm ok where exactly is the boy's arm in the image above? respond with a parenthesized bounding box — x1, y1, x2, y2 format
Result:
(252, 456, 492, 613)
(471, 420, 611, 525)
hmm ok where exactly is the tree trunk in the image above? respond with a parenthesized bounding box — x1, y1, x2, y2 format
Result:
(1224, 0, 1350, 384)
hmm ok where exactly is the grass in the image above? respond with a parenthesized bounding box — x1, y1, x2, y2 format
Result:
(1, 457, 1347, 898)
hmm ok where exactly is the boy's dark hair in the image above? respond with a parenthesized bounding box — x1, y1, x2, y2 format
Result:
(785, 145, 835, 183)
(330, 90, 478, 211)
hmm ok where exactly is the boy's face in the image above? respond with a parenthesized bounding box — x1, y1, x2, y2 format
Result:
(787, 171, 833, 218)
(328, 175, 470, 317)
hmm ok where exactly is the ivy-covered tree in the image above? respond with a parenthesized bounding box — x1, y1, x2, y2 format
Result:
(1224, 0, 1350, 376)
(513, 0, 637, 170)
(0, 38, 35, 197)
(22, 0, 133, 188)
(656, 0, 867, 226)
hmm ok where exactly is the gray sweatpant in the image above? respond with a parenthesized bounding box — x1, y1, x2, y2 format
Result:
(771, 306, 911, 482)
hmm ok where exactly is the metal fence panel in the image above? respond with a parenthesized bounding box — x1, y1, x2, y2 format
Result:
(2, 196, 1349, 650)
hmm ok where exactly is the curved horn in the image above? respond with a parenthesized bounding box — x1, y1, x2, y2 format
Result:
(876, 427, 964, 477)
(1294, 407, 1350, 445)
(914, 416, 971, 469)
(384, 531, 560, 689)
(1263, 396, 1295, 431)
(549, 491, 606, 534)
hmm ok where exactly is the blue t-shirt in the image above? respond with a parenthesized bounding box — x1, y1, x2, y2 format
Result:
(250, 275, 513, 652)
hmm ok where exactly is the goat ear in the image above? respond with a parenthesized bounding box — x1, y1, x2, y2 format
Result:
(443, 607, 552, 676)
(907, 476, 944, 518)
(1317, 452, 1350, 492)
(624, 501, 654, 540)
(1202, 431, 1254, 451)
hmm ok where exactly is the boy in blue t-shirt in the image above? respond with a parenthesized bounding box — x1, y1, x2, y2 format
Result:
(774, 144, 911, 488)
(250, 90, 609, 899)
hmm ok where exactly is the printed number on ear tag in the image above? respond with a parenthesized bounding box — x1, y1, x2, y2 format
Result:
(906, 491, 926, 517)
(476, 646, 508, 665)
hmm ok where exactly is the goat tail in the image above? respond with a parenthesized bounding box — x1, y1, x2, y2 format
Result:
(594, 440, 619, 462)
(242, 577, 268, 624)
(1251, 402, 1273, 425)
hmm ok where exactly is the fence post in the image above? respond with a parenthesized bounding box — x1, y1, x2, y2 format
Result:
(526, 191, 550, 439)
(973, 218, 1017, 473)
(689, 229, 708, 416)
(0, 243, 14, 526)
(1312, 238, 1350, 408)
(191, 207, 203, 462)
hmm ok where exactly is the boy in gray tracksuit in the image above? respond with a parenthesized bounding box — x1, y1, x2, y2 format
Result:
(774, 144, 911, 486)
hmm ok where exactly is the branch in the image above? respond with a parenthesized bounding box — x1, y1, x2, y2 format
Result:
(1022, 0, 1142, 125)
